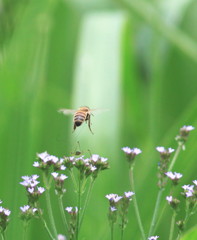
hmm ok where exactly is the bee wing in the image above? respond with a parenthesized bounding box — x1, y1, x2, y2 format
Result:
(89, 108, 109, 115)
(58, 109, 76, 115)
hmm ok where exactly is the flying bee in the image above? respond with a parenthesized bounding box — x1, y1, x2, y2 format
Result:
(59, 106, 96, 134)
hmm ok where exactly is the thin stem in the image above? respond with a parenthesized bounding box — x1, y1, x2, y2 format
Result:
(40, 214, 55, 240)
(168, 143, 183, 172)
(149, 142, 183, 236)
(176, 233, 181, 240)
(0, 232, 5, 240)
(169, 212, 176, 240)
(70, 169, 77, 191)
(58, 195, 68, 231)
(111, 223, 114, 240)
(79, 178, 95, 228)
(23, 221, 29, 240)
(76, 176, 82, 240)
(43, 173, 58, 239)
(148, 188, 164, 237)
(129, 166, 146, 240)
(120, 218, 124, 240)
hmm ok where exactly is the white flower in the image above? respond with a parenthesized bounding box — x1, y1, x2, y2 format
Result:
(65, 207, 72, 213)
(122, 147, 142, 155)
(101, 157, 108, 162)
(20, 205, 30, 212)
(105, 193, 122, 202)
(60, 165, 66, 170)
(165, 172, 183, 180)
(28, 188, 34, 194)
(124, 191, 135, 198)
(4, 209, 11, 216)
(186, 191, 193, 197)
(156, 147, 174, 153)
(148, 236, 159, 240)
(38, 187, 45, 194)
(182, 185, 194, 198)
(32, 208, 37, 213)
(58, 234, 66, 240)
(166, 196, 173, 203)
(182, 185, 194, 192)
(51, 172, 59, 178)
(90, 165, 97, 172)
(122, 147, 132, 154)
(92, 154, 100, 162)
(37, 151, 49, 161)
(180, 125, 195, 132)
(33, 162, 40, 167)
(193, 180, 197, 186)
(60, 174, 68, 181)
(110, 206, 117, 212)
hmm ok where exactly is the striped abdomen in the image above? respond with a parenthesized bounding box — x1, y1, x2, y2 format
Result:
(73, 111, 87, 128)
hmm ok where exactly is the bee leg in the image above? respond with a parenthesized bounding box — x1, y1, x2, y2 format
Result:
(87, 116, 94, 134)
(72, 123, 77, 133)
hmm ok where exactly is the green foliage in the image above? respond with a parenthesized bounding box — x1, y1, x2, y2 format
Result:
(0, 0, 197, 239)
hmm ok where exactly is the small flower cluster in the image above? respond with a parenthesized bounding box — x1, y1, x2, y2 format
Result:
(176, 181, 197, 232)
(20, 205, 38, 221)
(165, 171, 183, 185)
(105, 191, 134, 229)
(156, 147, 174, 188)
(121, 147, 142, 166)
(0, 201, 11, 233)
(165, 178, 197, 233)
(64, 154, 109, 180)
(182, 181, 197, 198)
(166, 196, 180, 210)
(34, 152, 66, 171)
(20, 175, 45, 206)
(65, 207, 78, 239)
(51, 172, 68, 196)
(176, 125, 195, 148)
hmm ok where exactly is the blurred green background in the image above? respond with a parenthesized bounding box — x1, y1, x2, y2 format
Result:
(1, 0, 197, 239)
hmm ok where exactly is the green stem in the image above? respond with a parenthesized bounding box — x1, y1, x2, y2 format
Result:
(169, 212, 176, 240)
(120, 218, 124, 240)
(149, 142, 183, 236)
(79, 178, 95, 228)
(168, 143, 183, 172)
(43, 173, 58, 239)
(111, 223, 114, 240)
(1, 232, 5, 240)
(129, 166, 146, 240)
(23, 221, 29, 240)
(40, 214, 55, 240)
(58, 195, 68, 231)
(148, 188, 164, 237)
(176, 233, 181, 240)
(76, 176, 82, 240)
(70, 169, 77, 191)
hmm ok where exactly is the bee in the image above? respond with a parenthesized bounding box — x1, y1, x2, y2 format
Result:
(59, 106, 95, 134)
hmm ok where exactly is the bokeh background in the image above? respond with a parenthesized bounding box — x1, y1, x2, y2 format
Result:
(1, 0, 197, 239)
